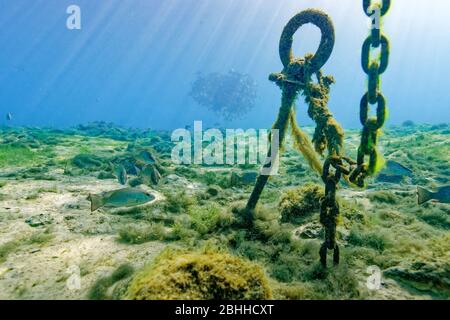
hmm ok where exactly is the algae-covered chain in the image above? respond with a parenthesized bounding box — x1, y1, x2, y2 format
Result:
(246, 9, 334, 213)
(349, 0, 391, 187)
(246, 9, 347, 266)
(247, 4, 391, 267)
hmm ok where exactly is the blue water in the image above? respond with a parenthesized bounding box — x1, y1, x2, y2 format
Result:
(1, 0, 449, 129)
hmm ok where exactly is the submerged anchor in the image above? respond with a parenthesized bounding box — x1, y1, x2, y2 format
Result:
(248, 2, 391, 267)
(247, 9, 335, 210)
(246, 9, 342, 266)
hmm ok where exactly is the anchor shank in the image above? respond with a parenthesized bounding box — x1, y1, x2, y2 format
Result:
(246, 85, 298, 212)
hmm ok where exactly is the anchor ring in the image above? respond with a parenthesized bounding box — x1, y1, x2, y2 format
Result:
(279, 9, 335, 73)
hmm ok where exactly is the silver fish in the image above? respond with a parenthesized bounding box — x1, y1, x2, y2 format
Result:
(87, 188, 155, 212)
(140, 165, 161, 185)
(135, 150, 156, 165)
(116, 165, 128, 185)
(381, 160, 413, 177)
(418, 186, 450, 205)
(134, 165, 141, 176)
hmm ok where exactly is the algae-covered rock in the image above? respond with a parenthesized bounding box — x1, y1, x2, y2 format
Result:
(279, 183, 324, 223)
(294, 221, 323, 239)
(125, 248, 272, 300)
(384, 264, 450, 297)
(383, 235, 450, 297)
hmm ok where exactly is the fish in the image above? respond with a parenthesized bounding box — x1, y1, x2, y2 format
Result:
(140, 165, 161, 185)
(135, 150, 156, 165)
(381, 160, 413, 176)
(231, 171, 258, 186)
(115, 165, 128, 185)
(241, 171, 258, 184)
(87, 188, 155, 212)
(150, 166, 162, 185)
(377, 160, 413, 183)
(417, 185, 450, 205)
(185, 125, 192, 130)
(6, 113, 12, 121)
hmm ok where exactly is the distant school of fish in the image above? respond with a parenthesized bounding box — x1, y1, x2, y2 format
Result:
(3, 119, 445, 210)
(84, 157, 448, 212)
(5, 112, 444, 209)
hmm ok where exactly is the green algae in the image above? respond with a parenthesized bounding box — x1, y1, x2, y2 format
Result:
(88, 264, 135, 300)
(0, 145, 38, 167)
(0, 122, 448, 299)
(125, 248, 272, 300)
(279, 183, 324, 223)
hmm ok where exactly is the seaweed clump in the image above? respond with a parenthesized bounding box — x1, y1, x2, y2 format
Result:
(88, 264, 135, 300)
(279, 183, 324, 223)
(125, 248, 272, 300)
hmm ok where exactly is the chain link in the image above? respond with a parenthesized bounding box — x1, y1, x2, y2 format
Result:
(248, 5, 391, 267)
(349, 0, 390, 187)
(361, 34, 390, 74)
